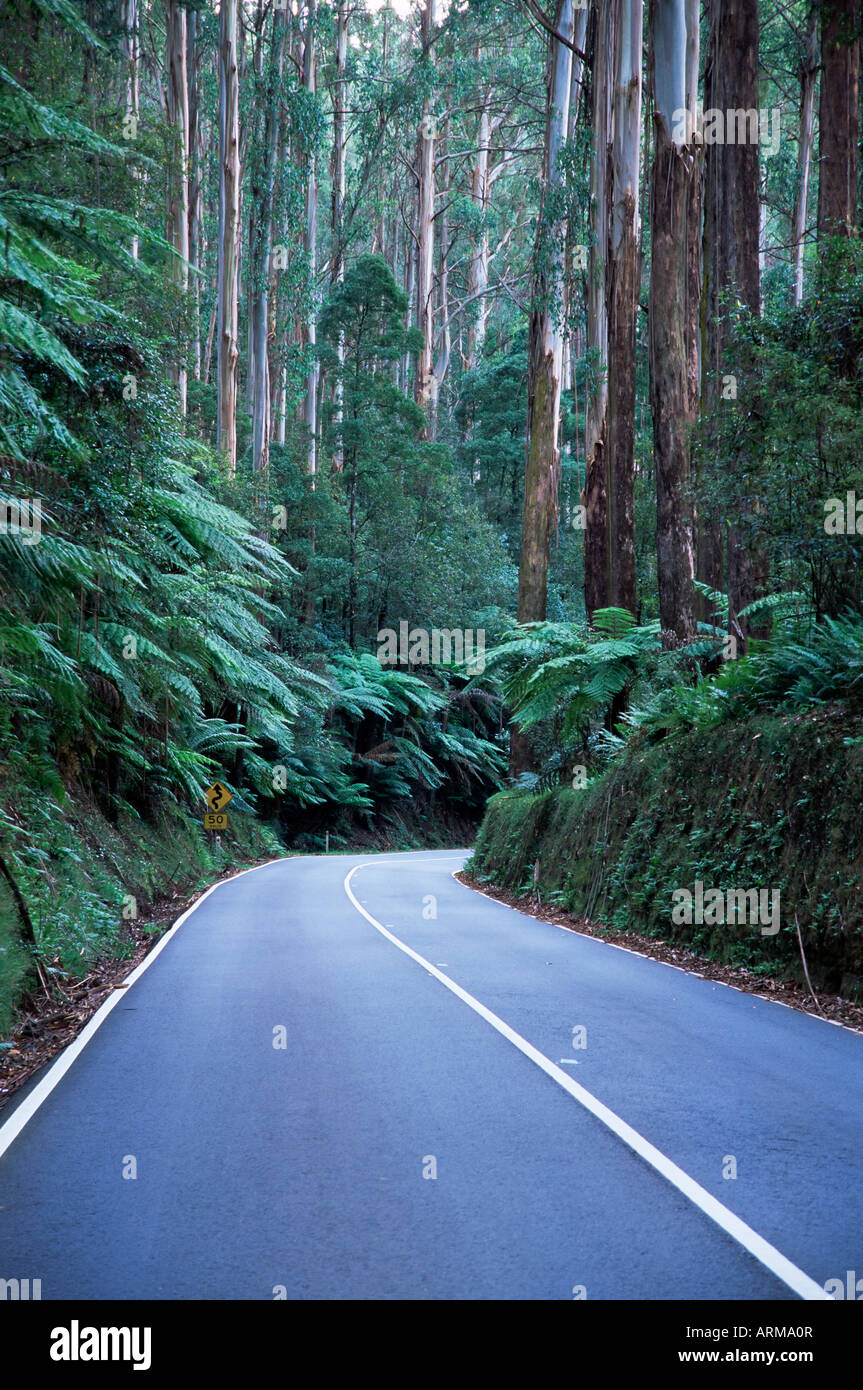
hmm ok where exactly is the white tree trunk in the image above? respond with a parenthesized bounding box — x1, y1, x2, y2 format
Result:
(584, 0, 613, 618)
(331, 1, 348, 472)
(793, 8, 819, 305)
(415, 0, 438, 414)
(120, 0, 139, 261)
(465, 78, 491, 372)
(165, 0, 189, 417)
(251, 6, 287, 484)
(217, 0, 240, 476)
(187, 8, 202, 381)
(303, 0, 318, 483)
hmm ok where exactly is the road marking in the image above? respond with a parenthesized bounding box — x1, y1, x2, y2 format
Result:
(0, 857, 288, 1163)
(454, 873, 863, 1035)
(0, 849, 463, 1160)
(345, 861, 831, 1302)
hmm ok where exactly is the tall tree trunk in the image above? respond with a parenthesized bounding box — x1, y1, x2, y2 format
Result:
(165, 0, 189, 417)
(331, 1, 348, 472)
(818, 0, 859, 239)
(250, 5, 287, 495)
(120, 0, 139, 261)
(466, 77, 492, 372)
(792, 9, 819, 304)
(218, 0, 241, 476)
(415, 0, 438, 417)
(430, 117, 453, 438)
(416, 0, 436, 417)
(519, 0, 576, 625)
(584, 0, 613, 620)
(605, 0, 643, 617)
(187, 8, 202, 383)
(700, 0, 760, 642)
(649, 0, 699, 644)
(512, 0, 576, 776)
(302, 0, 318, 482)
(403, 214, 417, 394)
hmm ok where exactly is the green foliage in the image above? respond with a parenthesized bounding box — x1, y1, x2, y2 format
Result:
(619, 611, 863, 744)
(696, 242, 863, 619)
(479, 608, 661, 750)
(0, 32, 510, 1029)
(470, 704, 863, 994)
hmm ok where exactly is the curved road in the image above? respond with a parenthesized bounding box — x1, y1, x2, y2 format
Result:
(0, 850, 860, 1300)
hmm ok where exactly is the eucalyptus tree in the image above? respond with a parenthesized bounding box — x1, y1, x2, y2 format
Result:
(165, 0, 190, 416)
(511, 0, 576, 774)
(791, 6, 818, 303)
(701, 0, 761, 641)
(217, 0, 241, 475)
(604, 0, 642, 618)
(584, 0, 612, 621)
(517, 0, 576, 627)
(248, 0, 288, 487)
(648, 0, 700, 642)
(302, 0, 319, 482)
(330, 1, 349, 471)
(818, 0, 859, 238)
(415, 0, 440, 416)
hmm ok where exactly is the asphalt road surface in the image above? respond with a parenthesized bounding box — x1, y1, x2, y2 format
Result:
(1, 850, 860, 1300)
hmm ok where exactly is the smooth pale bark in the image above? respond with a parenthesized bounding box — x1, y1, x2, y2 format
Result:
(187, 8, 202, 381)
(246, 11, 266, 422)
(464, 104, 525, 371)
(514, 0, 576, 769)
(700, 0, 760, 638)
(165, 0, 189, 416)
(431, 118, 452, 438)
(120, 0, 139, 260)
(792, 9, 819, 304)
(403, 215, 417, 394)
(217, 0, 241, 476)
(415, 0, 438, 416)
(375, 9, 390, 261)
(818, 0, 859, 238)
(302, 0, 319, 482)
(584, 0, 613, 620)
(203, 301, 216, 386)
(465, 84, 491, 372)
(561, 1, 589, 403)
(649, 0, 698, 643)
(604, 0, 642, 617)
(250, 6, 287, 485)
(275, 326, 288, 445)
(331, 2, 348, 472)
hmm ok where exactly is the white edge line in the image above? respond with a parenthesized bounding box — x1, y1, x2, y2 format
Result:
(345, 862, 831, 1302)
(454, 873, 863, 1037)
(0, 856, 288, 1163)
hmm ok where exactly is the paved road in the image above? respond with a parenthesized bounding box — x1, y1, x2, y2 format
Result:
(0, 850, 860, 1300)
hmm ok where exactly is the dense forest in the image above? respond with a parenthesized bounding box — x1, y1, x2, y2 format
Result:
(1, 0, 862, 1032)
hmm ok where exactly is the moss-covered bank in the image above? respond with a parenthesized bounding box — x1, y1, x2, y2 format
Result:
(0, 781, 284, 1035)
(468, 705, 863, 997)
(0, 774, 480, 1035)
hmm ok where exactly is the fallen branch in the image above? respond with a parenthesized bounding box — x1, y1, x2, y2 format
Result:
(794, 911, 825, 1016)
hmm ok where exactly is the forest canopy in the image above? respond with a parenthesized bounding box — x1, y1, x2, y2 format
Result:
(1, 0, 862, 1018)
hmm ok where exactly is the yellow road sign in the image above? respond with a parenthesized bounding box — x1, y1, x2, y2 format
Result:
(204, 781, 232, 812)
(204, 812, 229, 831)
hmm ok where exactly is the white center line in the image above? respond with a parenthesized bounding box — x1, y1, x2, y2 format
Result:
(344, 861, 830, 1302)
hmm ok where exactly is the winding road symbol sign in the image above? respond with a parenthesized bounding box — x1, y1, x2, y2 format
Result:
(205, 782, 232, 812)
